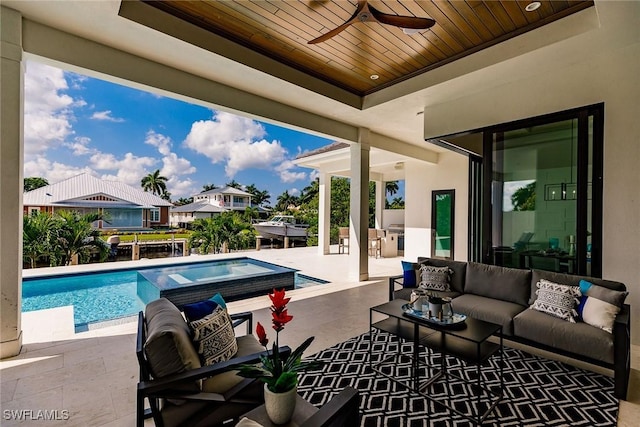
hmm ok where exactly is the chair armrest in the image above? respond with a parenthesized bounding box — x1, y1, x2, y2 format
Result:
(231, 311, 253, 335)
(139, 346, 292, 396)
(388, 274, 403, 301)
(613, 303, 631, 399)
(301, 386, 359, 427)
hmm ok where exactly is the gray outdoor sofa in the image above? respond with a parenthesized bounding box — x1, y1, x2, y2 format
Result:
(389, 257, 631, 400)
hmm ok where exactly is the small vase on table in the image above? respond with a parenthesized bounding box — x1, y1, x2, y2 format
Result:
(264, 384, 297, 425)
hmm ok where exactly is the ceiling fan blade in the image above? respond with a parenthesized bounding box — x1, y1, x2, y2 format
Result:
(368, 4, 435, 29)
(308, 21, 354, 44)
(308, 0, 366, 44)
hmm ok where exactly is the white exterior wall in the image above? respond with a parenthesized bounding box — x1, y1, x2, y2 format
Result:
(403, 152, 469, 262)
(423, 15, 640, 343)
(382, 209, 404, 229)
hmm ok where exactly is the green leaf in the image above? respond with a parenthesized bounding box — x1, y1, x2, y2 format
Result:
(283, 336, 315, 372)
(271, 371, 298, 393)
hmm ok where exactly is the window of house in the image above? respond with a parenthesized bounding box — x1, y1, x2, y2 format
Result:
(150, 208, 160, 222)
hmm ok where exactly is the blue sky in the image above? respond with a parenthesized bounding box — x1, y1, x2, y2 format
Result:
(23, 60, 332, 201)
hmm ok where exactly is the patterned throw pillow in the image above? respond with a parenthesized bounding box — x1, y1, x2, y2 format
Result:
(418, 265, 452, 292)
(530, 279, 581, 323)
(189, 306, 238, 365)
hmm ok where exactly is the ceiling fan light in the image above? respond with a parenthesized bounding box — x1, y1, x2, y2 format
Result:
(525, 2, 541, 12)
(402, 28, 421, 35)
(370, 74, 379, 80)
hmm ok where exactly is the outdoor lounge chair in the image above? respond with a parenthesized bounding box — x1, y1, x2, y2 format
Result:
(136, 298, 291, 427)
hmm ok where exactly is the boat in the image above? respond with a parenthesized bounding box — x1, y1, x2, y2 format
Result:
(253, 215, 309, 240)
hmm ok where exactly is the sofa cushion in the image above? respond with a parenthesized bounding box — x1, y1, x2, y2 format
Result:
(451, 293, 526, 336)
(464, 262, 531, 306)
(513, 308, 614, 364)
(417, 258, 467, 293)
(529, 270, 626, 305)
(418, 265, 452, 292)
(189, 306, 238, 365)
(144, 298, 202, 378)
(530, 279, 581, 323)
(393, 287, 460, 302)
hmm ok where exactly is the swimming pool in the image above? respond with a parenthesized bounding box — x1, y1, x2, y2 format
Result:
(22, 258, 328, 330)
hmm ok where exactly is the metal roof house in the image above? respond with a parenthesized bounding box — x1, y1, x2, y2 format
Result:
(169, 186, 254, 228)
(23, 173, 173, 229)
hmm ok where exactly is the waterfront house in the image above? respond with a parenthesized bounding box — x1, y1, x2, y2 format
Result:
(169, 186, 253, 228)
(22, 173, 172, 229)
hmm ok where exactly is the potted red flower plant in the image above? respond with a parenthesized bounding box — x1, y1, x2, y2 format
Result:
(235, 289, 322, 423)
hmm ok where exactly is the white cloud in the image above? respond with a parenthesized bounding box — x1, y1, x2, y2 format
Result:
(226, 139, 286, 177)
(65, 136, 94, 156)
(166, 176, 198, 198)
(24, 158, 95, 184)
(184, 111, 288, 177)
(275, 160, 306, 183)
(23, 61, 76, 159)
(91, 110, 125, 122)
(288, 188, 300, 197)
(309, 169, 320, 181)
(145, 130, 172, 156)
(161, 152, 196, 177)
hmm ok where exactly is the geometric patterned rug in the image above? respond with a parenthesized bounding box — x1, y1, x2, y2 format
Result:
(298, 330, 619, 426)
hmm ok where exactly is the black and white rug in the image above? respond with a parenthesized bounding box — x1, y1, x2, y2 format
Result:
(297, 330, 618, 426)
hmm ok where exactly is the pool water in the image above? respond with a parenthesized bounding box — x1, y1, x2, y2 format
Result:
(22, 260, 327, 330)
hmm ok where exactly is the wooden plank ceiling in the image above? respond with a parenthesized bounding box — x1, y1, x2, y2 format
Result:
(144, 0, 594, 96)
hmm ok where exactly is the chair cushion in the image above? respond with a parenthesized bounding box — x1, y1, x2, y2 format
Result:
(530, 279, 581, 323)
(189, 306, 238, 365)
(202, 335, 265, 394)
(513, 308, 614, 364)
(418, 265, 452, 292)
(144, 298, 202, 378)
(464, 262, 531, 306)
(451, 293, 525, 336)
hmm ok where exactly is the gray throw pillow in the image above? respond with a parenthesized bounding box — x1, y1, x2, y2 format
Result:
(418, 265, 452, 292)
(189, 306, 238, 365)
(530, 279, 581, 323)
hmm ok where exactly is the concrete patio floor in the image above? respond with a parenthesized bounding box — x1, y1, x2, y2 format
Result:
(1, 246, 638, 426)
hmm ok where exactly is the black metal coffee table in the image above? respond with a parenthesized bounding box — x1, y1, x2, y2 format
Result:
(369, 299, 503, 425)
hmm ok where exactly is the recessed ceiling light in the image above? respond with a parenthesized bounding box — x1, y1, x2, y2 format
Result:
(525, 2, 541, 12)
(370, 74, 379, 80)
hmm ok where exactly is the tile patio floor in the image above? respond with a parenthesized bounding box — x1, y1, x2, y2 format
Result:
(1, 246, 638, 426)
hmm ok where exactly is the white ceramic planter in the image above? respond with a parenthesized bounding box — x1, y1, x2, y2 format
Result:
(264, 383, 297, 424)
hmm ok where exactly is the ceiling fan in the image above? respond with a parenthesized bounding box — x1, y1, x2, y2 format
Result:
(308, 0, 436, 44)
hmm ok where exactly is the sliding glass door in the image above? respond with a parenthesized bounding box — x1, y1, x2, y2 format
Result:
(481, 104, 602, 277)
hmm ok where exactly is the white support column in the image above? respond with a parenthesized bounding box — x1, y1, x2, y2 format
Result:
(349, 130, 371, 281)
(1, 6, 24, 358)
(374, 179, 384, 229)
(317, 171, 331, 255)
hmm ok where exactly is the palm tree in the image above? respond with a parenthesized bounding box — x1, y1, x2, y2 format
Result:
(275, 191, 299, 212)
(202, 183, 217, 192)
(141, 169, 168, 196)
(385, 181, 399, 197)
(23, 211, 58, 268)
(188, 217, 222, 255)
(245, 184, 271, 207)
(24, 177, 49, 192)
(243, 206, 260, 223)
(225, 179, 243, 189)
(51, 210, 108, 266)
(174, 197, 193, 206)
(299, 179, 319, 205)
